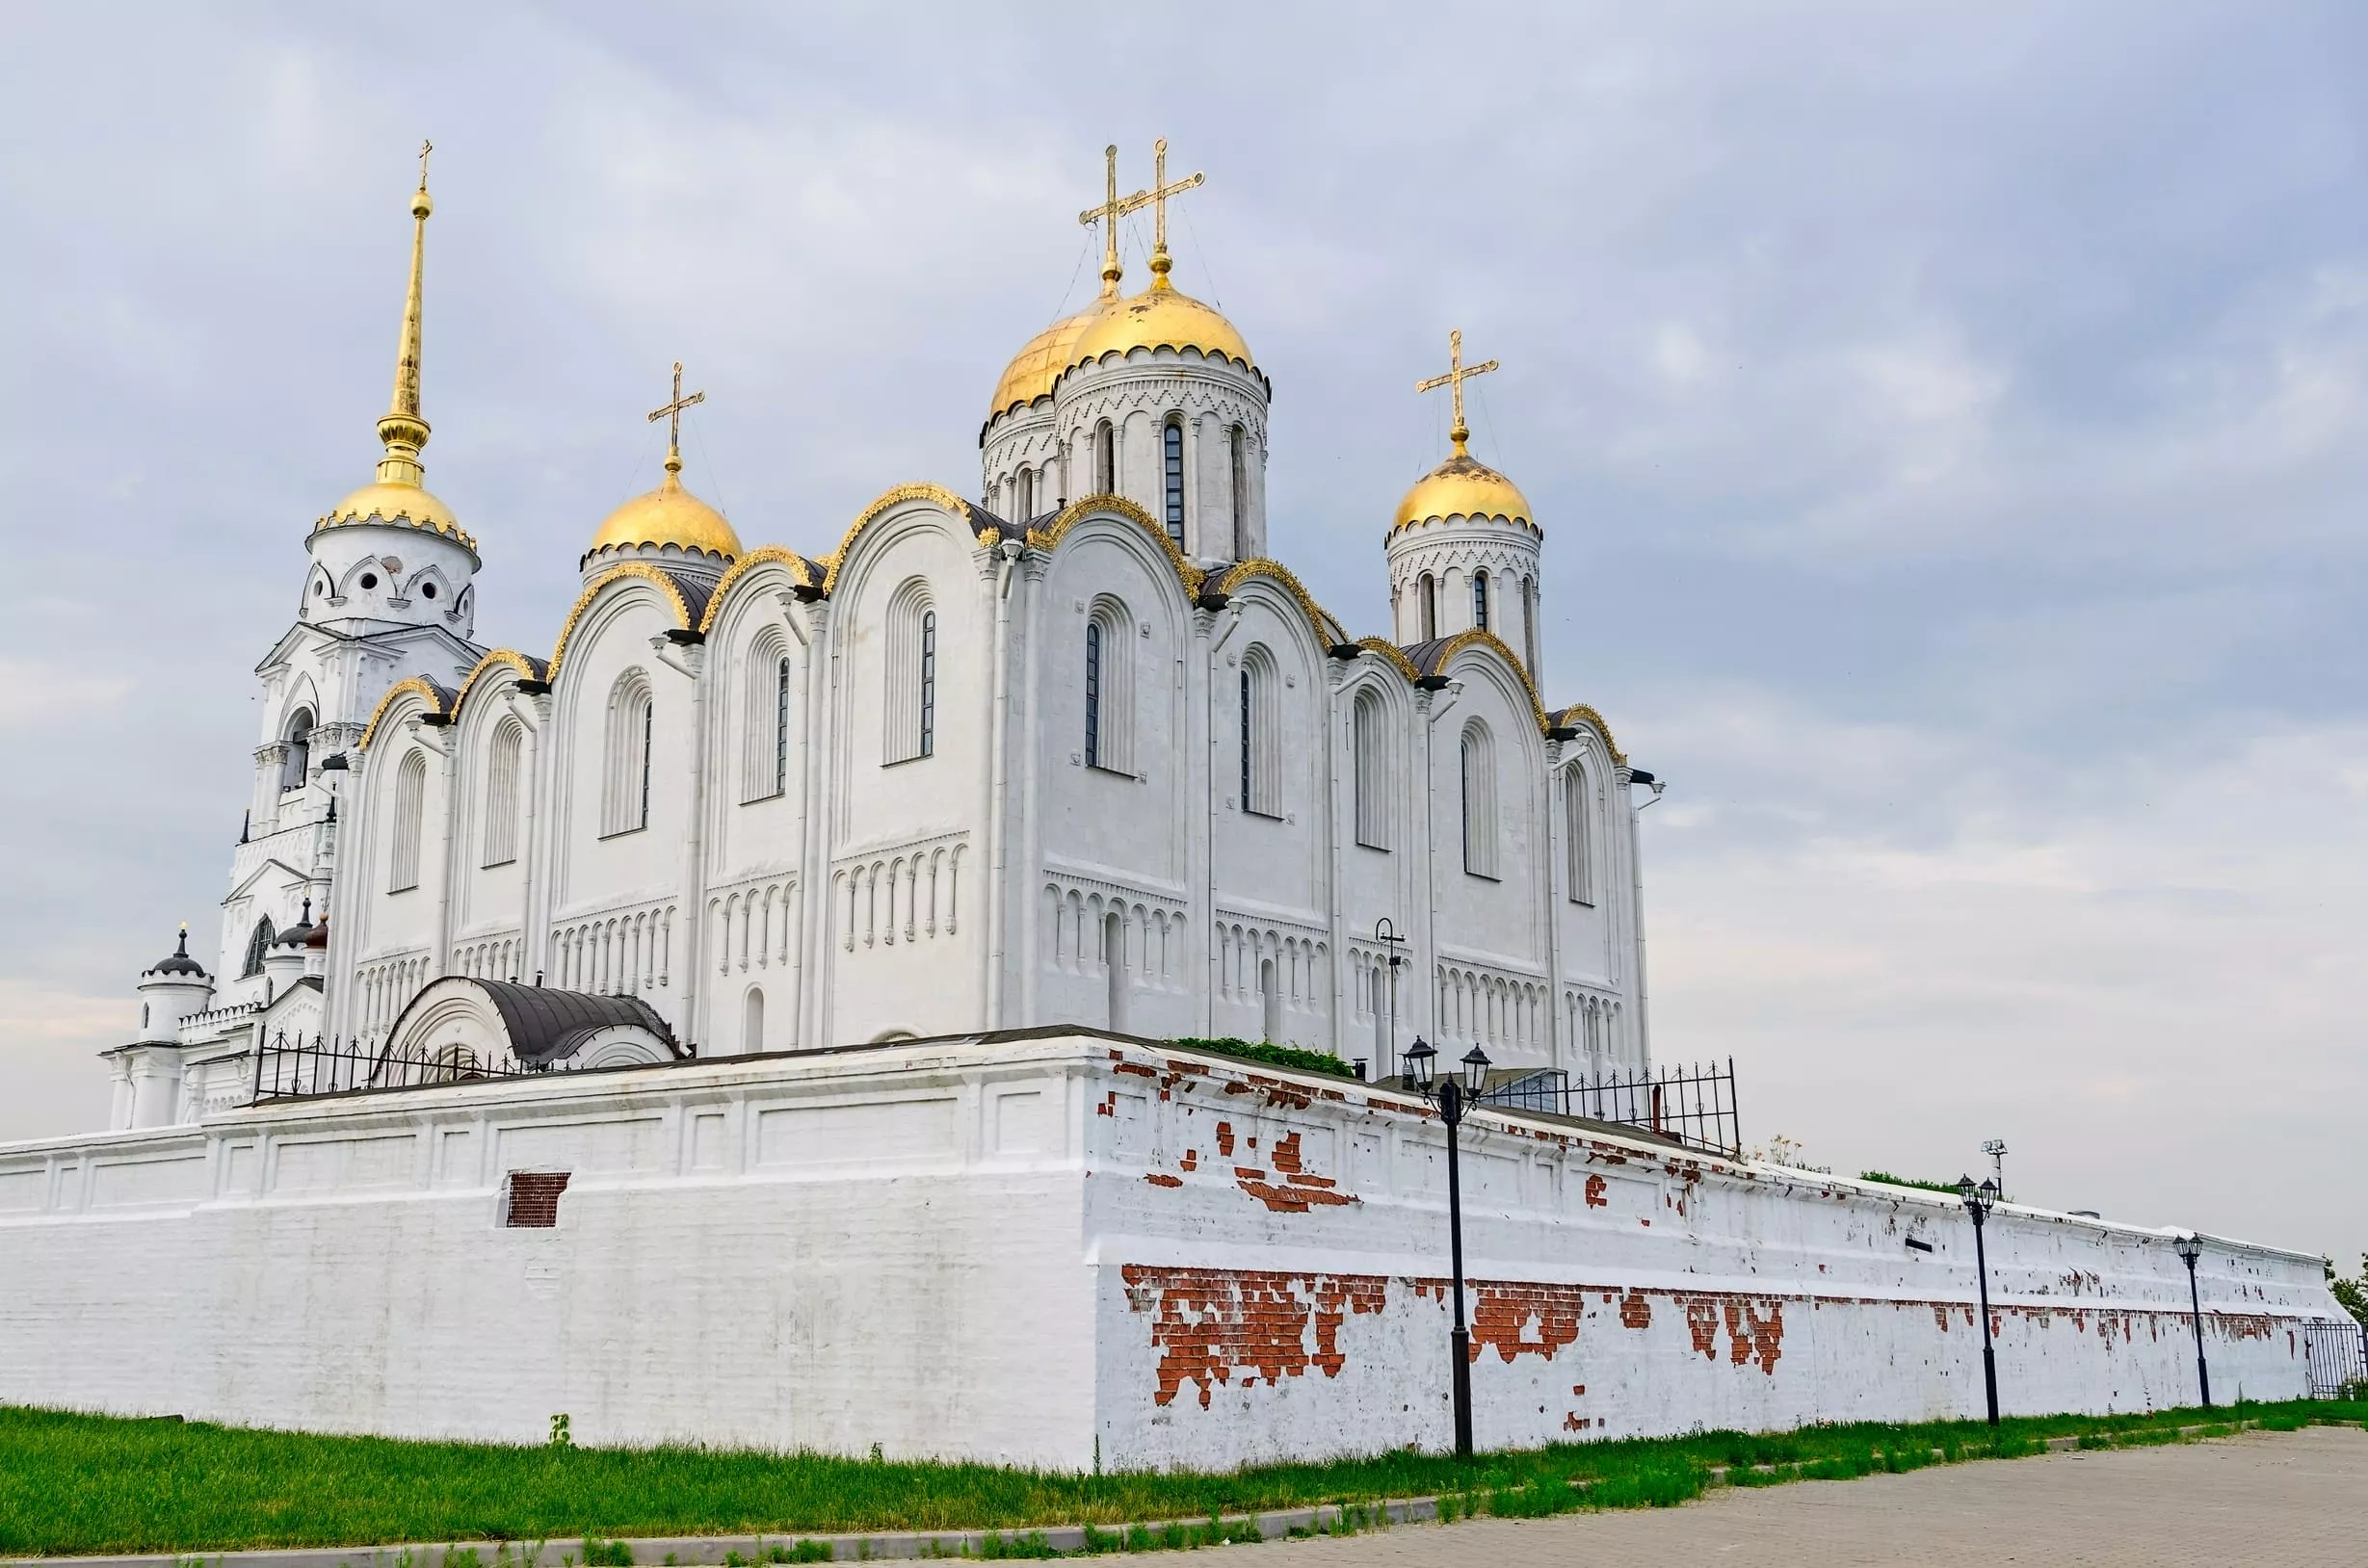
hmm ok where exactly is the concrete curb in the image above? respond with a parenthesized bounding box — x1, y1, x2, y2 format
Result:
(11, 1417, 2358, 1566)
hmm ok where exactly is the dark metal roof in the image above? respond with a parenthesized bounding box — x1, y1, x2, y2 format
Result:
(658, 569, 717, 630)
(471, 980, 684, 1068)
(145, 928, 209, 980)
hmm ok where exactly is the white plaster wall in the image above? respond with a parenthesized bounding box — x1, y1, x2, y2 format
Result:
(4, 1035, 2341, 1475)
(1084, 1044, 2347, 1468)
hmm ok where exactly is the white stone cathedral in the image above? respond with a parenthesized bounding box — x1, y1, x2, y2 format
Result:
(106, 144, 1654, 1130)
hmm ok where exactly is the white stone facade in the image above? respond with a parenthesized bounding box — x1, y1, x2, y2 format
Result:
(0, 1035, 2345, 1465)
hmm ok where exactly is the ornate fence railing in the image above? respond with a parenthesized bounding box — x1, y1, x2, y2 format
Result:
(2302, 1320, 2367, 1398)
(250, 1031, 543, 1103)
(1478, 1058, 1742, 1158)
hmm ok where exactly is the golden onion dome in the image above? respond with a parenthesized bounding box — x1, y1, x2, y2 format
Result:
(988, 301, 1111, 423)
(1393, 446, 1535, 534)
(320, 479, 463, 537)
(1068, 274, 1254, 376)
(586, 452, 742, 563)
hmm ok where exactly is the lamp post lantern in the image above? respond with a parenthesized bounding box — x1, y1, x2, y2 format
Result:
(1403, 1036, 1489, 1458)
(2172, 1233, 2211, 1408)
(1374, 918, 1406, 1081)
(1958, 1173, 2002, 1425)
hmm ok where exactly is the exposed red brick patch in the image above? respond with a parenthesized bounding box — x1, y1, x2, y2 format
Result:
(1272, 1132, 1303, 1174)
(1620, 1290, 1652, 1329)
(1934, 1305, 1952, 1332)
(1121, 1266, 1387, 1408)
(1469, 1282, 1586, 1364)
(1585, 1174, 1609, 1208)
(1216, 1121, 1236, 1157)
(1115, 1060, 1160, 1079)
(1564, 1414, 1594, 1431)
(1145, 1173, 1183, 1188)
(1725, 1299, 1784, 1372)
(1684, 1296, 1721, 1358)
(1238, 1176, 1360, 1213)
(1180, 1149, 1197, 1171)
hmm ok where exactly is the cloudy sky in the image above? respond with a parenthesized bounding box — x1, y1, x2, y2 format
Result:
(2, 3, 2361, 1267)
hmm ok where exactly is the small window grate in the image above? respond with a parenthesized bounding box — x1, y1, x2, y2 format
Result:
(505, 1170, 570, 1228)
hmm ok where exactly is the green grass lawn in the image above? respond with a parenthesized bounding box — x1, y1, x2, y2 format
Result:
(2, 1399, 2358, 1556)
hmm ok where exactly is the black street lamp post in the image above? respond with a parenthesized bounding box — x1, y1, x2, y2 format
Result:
(1958, 1173, 2003, 1425)
(1403, 1036, 1490, 1459)
(2173, 1234, 2211, 1408)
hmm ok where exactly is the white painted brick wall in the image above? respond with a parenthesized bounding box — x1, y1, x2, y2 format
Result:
(0, 1035, 2344, 1473)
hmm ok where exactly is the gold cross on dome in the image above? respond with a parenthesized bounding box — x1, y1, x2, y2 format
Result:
(1415, 329, 1499, 453)
(647, 360, 706, 450)
(417, 138, 432, 190)
(1079, 144, 1152, 294)
(1136, 137, 1204, 281)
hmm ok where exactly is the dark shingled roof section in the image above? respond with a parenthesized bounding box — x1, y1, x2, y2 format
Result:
(658, 568, 716, 630)
(968, 502, 1028, 544)
(472, 980, 685, 1068)
(1398, 637, 1453, 678)
(145, 928, 209, 980)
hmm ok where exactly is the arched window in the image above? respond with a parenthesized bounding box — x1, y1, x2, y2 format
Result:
(390, 747, 428, 889)
(743, 986, 765, 1055)
(1093, 420, 1116, 494)
(1472, 569, 1490, 632)
(482, 719, 523, 868)
(1085, 622, 1103, 769)
(775, 655, 793, 795)
(600, 672, 654, 836)
(1162, 418, 1186, 547)
(884, 580, 936, 764)
(280, 708, 314, 792)
(1460, 721, 1497, 878)
(920, 611, 936, 757)
(1420, 573, 1438, 640)
(1228, 425, 1248, 558)
(1016, 466, 1036, 519)
(740, 637, 792, 803)
(1566, 761, 1593, 904)
(1521, 576, 1539, 673)
(1085, 599, 1134, 773)
(1239, 645, 1282, 818)
(1353, 687, 1389, 849)
(241, 916, 275, 978)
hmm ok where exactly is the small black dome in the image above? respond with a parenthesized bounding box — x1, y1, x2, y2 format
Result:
(146, 927, 209, 980)
(274, 900, 316, 950)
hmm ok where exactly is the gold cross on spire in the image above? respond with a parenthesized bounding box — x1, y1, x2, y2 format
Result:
(1415, 329, 1500, 454)
(1137, 136, 1204, 286)
(1079, 144, 1152, 297)
(417, 138, 432, 191)
(646, 360, 706, 479)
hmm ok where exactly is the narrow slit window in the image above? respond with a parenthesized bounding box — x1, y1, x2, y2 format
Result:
(1085, 621, 1103, 769)
(1163, 420, 1186, 547)
(919, 610, 937, 757)
(1473, 569, 1490, 632)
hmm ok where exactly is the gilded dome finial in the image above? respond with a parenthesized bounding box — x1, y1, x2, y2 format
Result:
(646, 359, 707, 485)
(375, 140, 435, 488)
(1415, 328, 1500, 456)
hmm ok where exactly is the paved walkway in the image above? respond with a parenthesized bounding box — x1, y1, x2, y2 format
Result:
(1240, 1425, 2367, 1567)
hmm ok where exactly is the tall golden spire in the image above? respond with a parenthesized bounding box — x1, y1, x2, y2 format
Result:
(375, 140, 434, 487)
(1415, 328, 1500, 456)
(1136, 137, 1203, 290)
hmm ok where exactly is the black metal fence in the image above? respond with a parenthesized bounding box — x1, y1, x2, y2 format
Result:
(1479, 1058, 1742, 1159)
(2303, 1320, 2367, 1398)
(250, 1032, 539, 1103)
